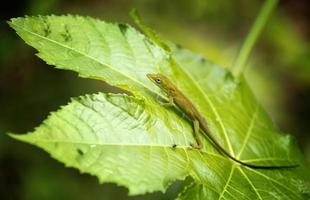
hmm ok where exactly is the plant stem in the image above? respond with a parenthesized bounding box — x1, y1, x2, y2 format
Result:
(231, 0, 278, 77)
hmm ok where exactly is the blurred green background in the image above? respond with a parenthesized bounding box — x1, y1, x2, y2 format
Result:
(1, 0, 309, 199)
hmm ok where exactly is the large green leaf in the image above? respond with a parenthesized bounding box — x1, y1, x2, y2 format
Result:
(8, 16, 309, 199)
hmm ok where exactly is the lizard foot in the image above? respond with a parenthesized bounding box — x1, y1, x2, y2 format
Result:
(190, 143, 203, 150)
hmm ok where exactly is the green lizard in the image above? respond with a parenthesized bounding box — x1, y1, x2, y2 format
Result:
(147, 73, 298, 169)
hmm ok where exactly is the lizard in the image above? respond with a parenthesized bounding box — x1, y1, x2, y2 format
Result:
(147, 73, 299, 169)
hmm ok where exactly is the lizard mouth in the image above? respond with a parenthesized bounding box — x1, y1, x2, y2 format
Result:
(146, 73, 156, 82)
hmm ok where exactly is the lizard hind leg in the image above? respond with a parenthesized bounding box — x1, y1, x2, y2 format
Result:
(190, 119, 203, 149)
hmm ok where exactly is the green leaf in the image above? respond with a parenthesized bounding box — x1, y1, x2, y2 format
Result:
(10, 93, 194, 195)
(8, 15, 309, 199)
(8, 15, 169, 97)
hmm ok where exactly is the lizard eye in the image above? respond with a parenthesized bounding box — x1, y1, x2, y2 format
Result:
(155, 78, 161, 84)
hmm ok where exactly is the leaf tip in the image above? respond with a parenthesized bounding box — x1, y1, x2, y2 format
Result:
(7, 132, 26, 141)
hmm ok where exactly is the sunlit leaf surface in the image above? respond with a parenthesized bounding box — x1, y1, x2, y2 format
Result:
(9, 16, 309, 199)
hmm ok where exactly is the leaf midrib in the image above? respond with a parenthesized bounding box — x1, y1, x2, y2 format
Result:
(10, 137, 216, 154)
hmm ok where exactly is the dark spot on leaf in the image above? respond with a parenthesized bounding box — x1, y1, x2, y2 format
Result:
(224, 71, 234, 81)
(172, 144, 177, 149)
(41, 17, 51, 37)
(118, 23, 128, 35)
(61, 25, 72, 42)
(176, 44, 182, 49)
(77, 148, 84, 156)
(44, 26, 51, 37)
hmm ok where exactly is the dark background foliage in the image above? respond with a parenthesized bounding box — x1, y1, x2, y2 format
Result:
(1, 0, 309, 199)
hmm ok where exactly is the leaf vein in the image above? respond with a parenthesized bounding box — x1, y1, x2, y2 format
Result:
(239, 168, 263, 200)
(237, 104, 259, 159)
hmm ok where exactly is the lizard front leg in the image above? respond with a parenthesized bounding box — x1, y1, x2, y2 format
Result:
(158, 95, 174, 107)
(191, 119, 203, 149)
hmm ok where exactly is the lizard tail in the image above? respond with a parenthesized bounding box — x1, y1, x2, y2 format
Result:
(199, 119, 299, 169)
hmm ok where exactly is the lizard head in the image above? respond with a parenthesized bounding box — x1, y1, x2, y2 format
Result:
(147, 73, 176, 95)
(147, 73, 166, 89)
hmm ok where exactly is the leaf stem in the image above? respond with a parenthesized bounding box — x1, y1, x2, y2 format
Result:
(231, 0, 278, 77)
